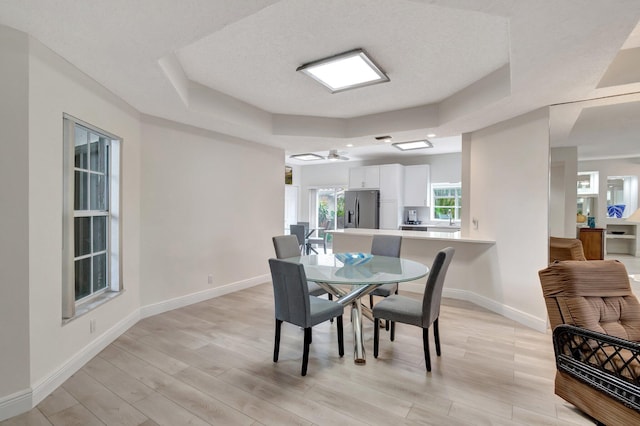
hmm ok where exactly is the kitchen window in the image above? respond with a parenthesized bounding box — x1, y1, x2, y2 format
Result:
(62, 115, 121, 320)
(431, 183, 462, 222)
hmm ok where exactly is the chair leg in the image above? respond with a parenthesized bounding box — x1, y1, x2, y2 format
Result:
(434, 318, 441, 356)
(327, 293, 334, 322)
(390, 321, 395, 341)
(369, 294, 374, 308)
(274, 319, 282, 362)
(385, 320, 389, 331)
(302, 327, 311, 376)
(336, 315, 344, 357)
(423, 327, 431, 372)
(373, 317, 379, 357)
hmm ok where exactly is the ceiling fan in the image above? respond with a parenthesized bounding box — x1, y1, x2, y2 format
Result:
(326, 149, 349, 161)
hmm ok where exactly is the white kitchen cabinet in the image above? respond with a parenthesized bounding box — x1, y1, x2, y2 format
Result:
(349, 166, 380, 189)
(380, 200, 402, 230)
(403, 164, 430, 207)
(379, 164, 403, 201)
(378, 164, 404, 229)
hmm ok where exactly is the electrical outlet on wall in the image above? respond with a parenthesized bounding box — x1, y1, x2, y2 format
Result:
(472, 218, 479, 230)
(90, 319, 96, 333)
(208, 274, 213, 285)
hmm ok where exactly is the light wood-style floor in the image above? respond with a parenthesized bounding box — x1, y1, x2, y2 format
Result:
(2, 284, 596, 426)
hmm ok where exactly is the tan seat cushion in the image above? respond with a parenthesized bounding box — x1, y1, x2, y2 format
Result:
(539, 260, 640, 340)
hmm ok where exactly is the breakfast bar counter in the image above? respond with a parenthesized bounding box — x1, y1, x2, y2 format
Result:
(327, 228, 495, 244)
(327, 229, 498, 312)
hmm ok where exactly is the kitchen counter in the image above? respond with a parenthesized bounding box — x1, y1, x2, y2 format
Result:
(328, 228, 494, 244)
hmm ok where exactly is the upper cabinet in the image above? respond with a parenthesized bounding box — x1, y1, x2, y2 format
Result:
(378, 164, 404, 229)
(348, 165, 380, 189)
(379, 164, 404, 201)
(403, 164, 431, 207)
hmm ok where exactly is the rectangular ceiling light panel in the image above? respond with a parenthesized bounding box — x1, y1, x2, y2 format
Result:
(290, 153, 324, 161)
(392, 140, 434, 151)
(297, 49, 389, 93)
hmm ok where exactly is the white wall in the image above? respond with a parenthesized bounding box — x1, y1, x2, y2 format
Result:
(550, 147, 578, 237)
(463, 108, 550, 328)
(1, 26, 284, 421)
(26, 36, 143, 399)
(0, 26, 31, 407)
(139, 117, 283, 307)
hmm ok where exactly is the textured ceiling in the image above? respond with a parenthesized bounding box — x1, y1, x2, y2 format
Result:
(176, 0, 509, 118)
(1, 0, 640, 162)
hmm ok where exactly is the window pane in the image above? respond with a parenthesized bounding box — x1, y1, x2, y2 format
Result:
(93, 254, 107, 291)
(74, 217, 91, 257)
(75, 258, 91, 300)
(90, 174, 108, 210)
(89, 137, 108, 173)
(93, 216, 106, 252)
(75, 171, 88, 210)
(75, 127, 88, 169)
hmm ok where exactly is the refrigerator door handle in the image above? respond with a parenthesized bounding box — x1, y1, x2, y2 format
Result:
(356, 199, 359, 228)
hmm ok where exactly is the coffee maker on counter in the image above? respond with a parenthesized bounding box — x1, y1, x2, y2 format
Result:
(406, 209, 421, 224)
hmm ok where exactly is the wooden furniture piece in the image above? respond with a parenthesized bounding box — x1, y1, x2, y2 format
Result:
(538, 260, 640, 424)
(578, 227, 605, 260)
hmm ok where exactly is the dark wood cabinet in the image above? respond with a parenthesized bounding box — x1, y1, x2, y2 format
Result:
(579, 228, 605, 260)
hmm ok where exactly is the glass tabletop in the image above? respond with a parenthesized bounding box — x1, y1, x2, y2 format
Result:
(284, 253, 429, 285)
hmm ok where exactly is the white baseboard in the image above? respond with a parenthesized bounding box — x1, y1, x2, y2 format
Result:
(139, 274, 270, 319)
(1, 273, 270, 422)
(0, 309, 140, 422)
(401, 283, 547, 332)
(0, 389, 32, 422)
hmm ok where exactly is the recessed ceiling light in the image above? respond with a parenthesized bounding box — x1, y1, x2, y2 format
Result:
(427, 133, 436, 138)
(346, 143, 353, 147)
(290, 153, 324, 161)
(297, 49, 389, 93)
(392, 140, 434, 151)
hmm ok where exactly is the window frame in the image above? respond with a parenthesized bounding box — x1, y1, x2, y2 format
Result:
(430, 182, 462, 222)
(62, 114, 122, 320)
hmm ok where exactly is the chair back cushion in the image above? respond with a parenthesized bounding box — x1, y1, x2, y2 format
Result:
(371, 235, 402, 258)
(422, 247, 455, 327)
(273, 235, 301, 259)
(289, 225, 306, 246)
(269, 259, 311, 327)
(539, 260, 640, 340)
(549, 236, 587, 263)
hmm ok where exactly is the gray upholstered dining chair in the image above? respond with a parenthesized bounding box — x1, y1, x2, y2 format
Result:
(272, 235, 331, 300)
(306, 221, 331, 254)
(373, 247, 455, 372)
(289, 224, 306, 254)
(368, 235, 402, 329)
(269, 258, 344, 376)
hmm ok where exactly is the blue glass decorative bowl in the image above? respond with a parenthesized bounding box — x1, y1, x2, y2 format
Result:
(335, 252, 373, 266)
(607, 204, 626, 218)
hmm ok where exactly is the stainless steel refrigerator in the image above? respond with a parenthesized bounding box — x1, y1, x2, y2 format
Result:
(344, 190, 380, 229)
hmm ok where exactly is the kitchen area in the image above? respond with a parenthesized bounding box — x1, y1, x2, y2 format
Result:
(291, 157, 462, 237)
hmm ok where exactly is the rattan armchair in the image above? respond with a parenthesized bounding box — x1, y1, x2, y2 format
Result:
(539, 260, 640, 424)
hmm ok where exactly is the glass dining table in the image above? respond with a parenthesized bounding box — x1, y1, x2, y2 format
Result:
(283, 253, 429, 364)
